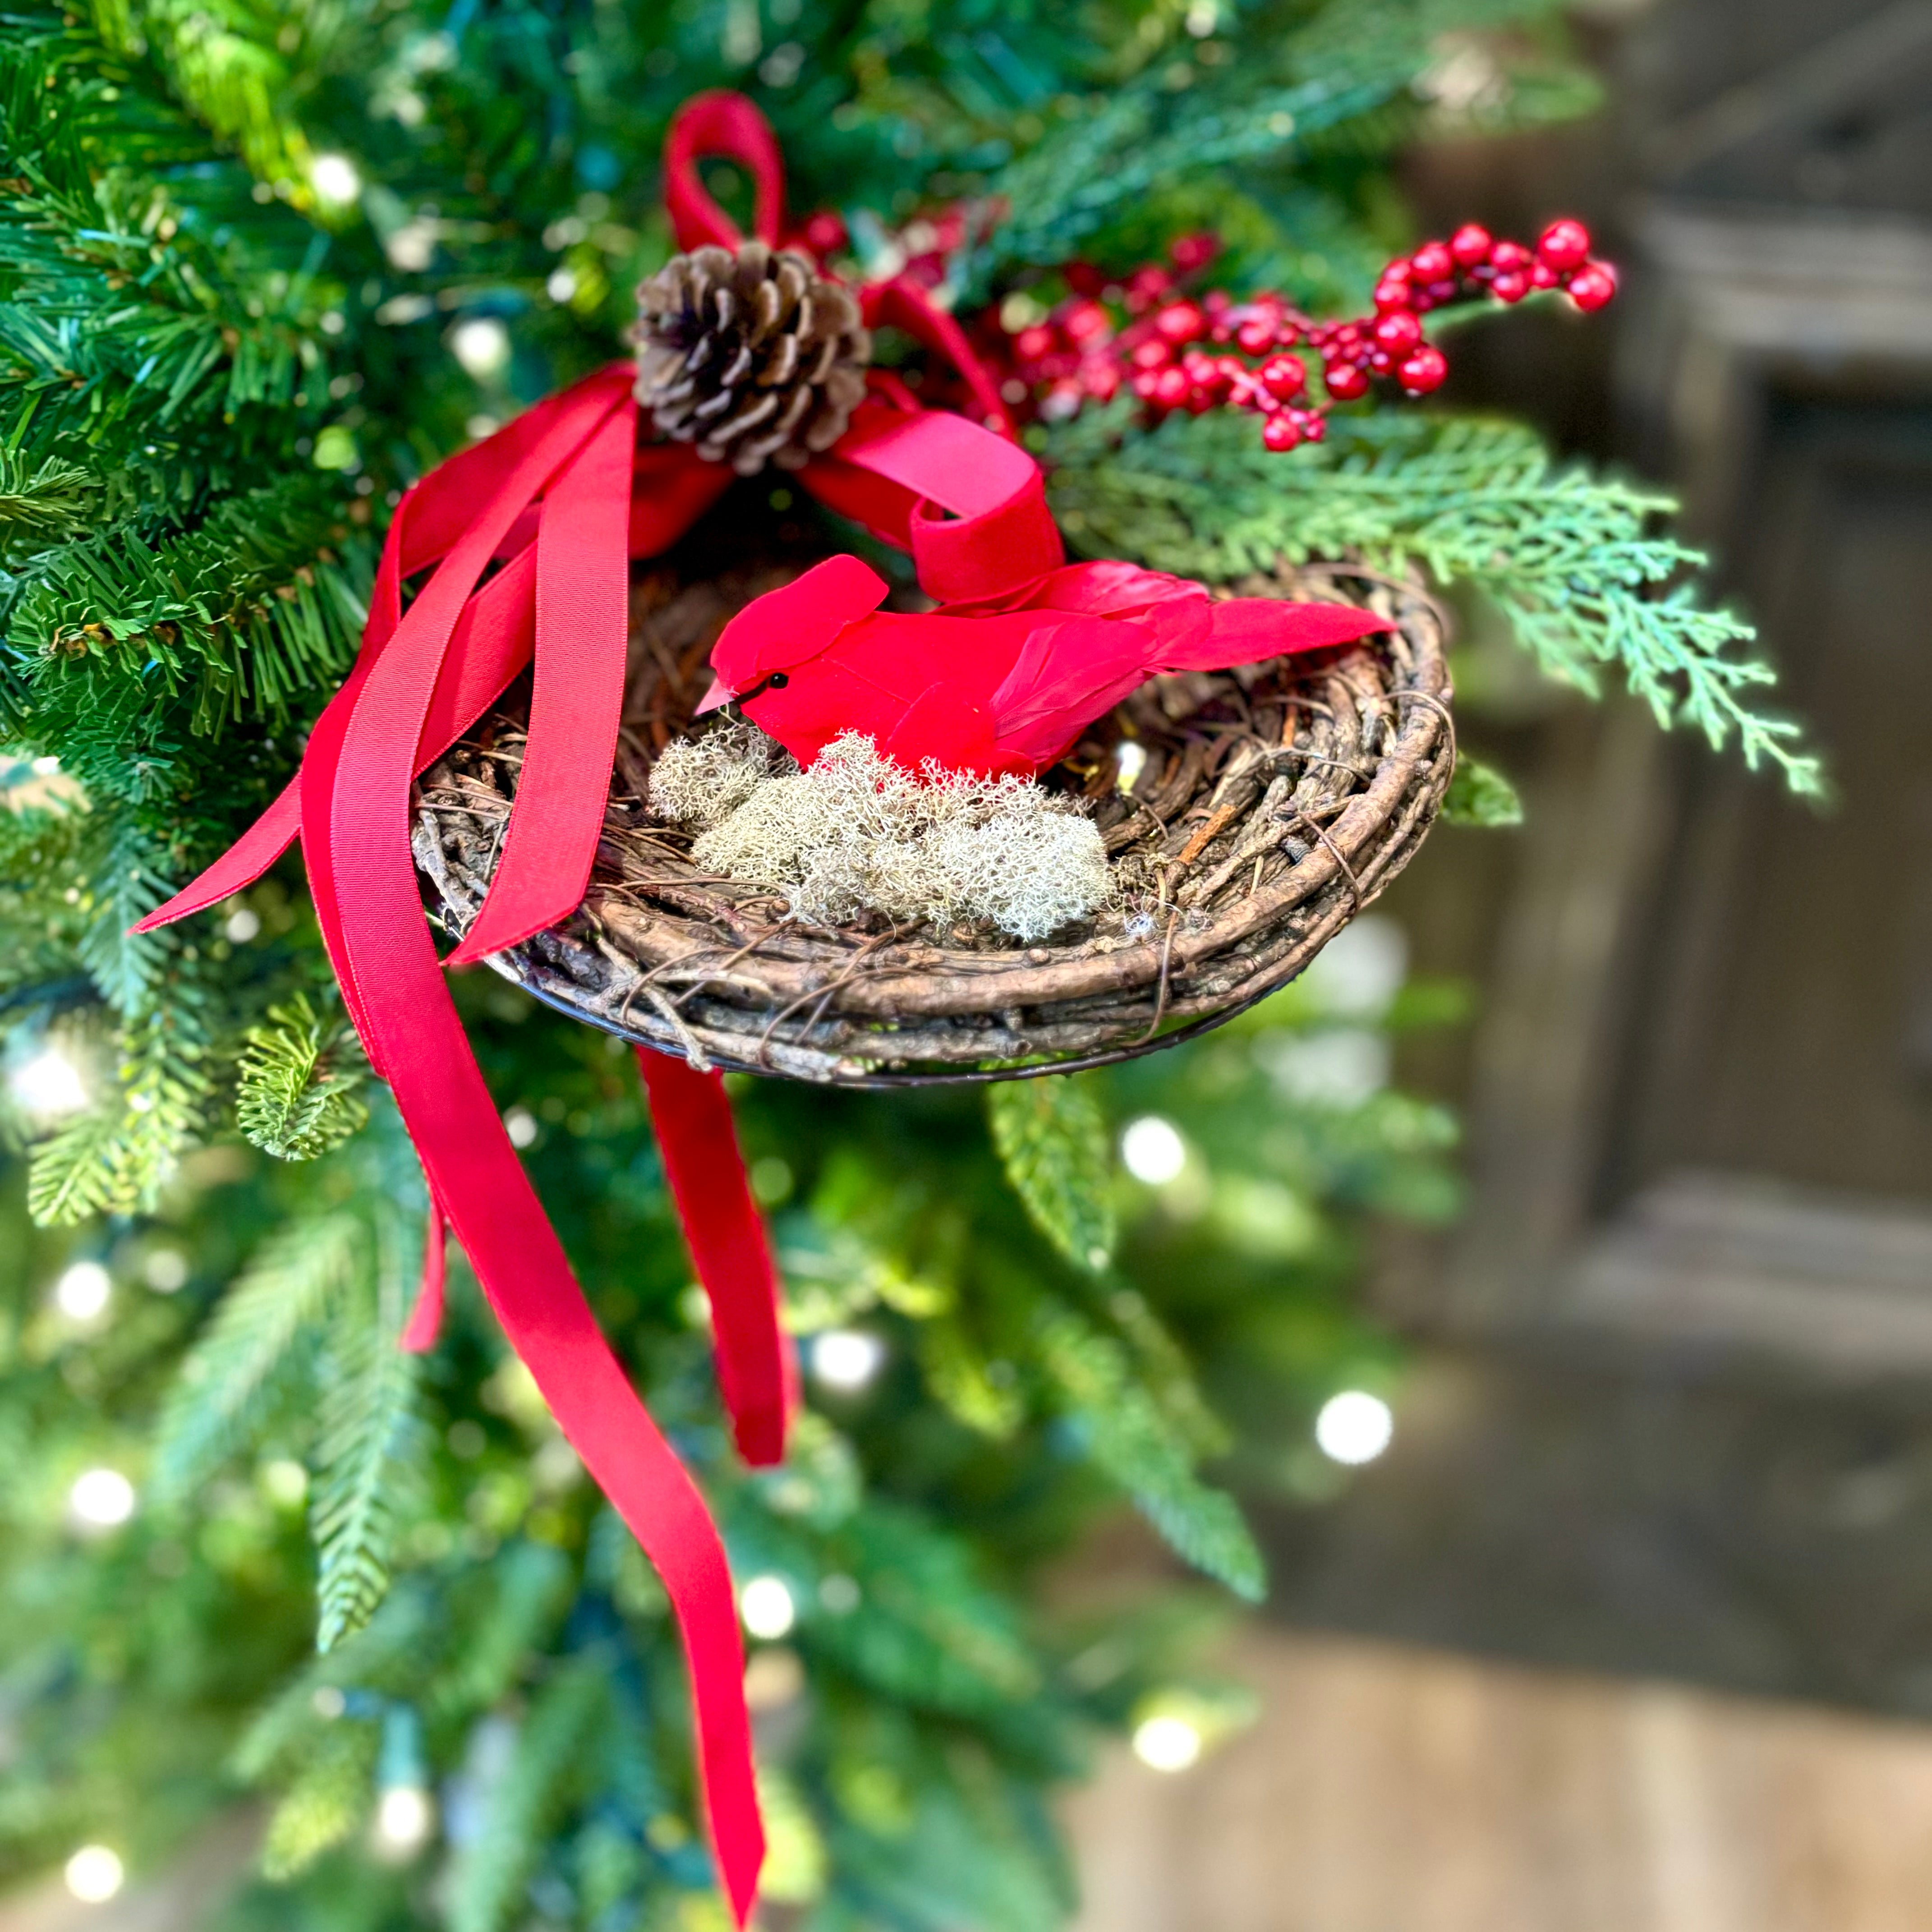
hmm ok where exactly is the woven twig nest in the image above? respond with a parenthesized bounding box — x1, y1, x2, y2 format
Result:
(413, 502, 1454, 1087)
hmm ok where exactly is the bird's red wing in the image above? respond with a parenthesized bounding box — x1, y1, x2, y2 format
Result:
(882, 684, 998, 773)
(988, 618, 1158, 772)
(1157, 598, 1391, 673)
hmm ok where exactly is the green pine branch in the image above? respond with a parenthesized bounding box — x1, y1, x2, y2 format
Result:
(258, 1717, 379, 1881)
(89, 0, 327, 200)
(444, 1656, 610, 1932)
(311, 1231, 429, 1651)
(987, 1076, 1116, 1274)
(235, 992, 368, 1160)
(1036, 1303, 1265, 1602)
(7, 474, 371, 745)
(151, 1205, 362, 1503)
(25, 996, 215, 1224)
(1045, 408, 1823, 793)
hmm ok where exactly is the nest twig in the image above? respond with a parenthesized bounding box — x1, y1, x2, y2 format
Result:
(414, 517, 1454, 1088)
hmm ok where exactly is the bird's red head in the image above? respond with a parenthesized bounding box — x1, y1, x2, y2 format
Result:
(696, 553, 890, 717)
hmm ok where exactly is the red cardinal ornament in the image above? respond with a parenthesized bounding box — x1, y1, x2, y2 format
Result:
(698, 553, 1393, 775)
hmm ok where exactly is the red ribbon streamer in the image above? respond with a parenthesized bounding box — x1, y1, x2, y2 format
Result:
(134, 98, 1062, 1923)
(637, 1050, 796, 1467)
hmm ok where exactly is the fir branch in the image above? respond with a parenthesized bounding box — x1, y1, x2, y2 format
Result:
(8, 474, 371, 745)
(811, 1502, 1043, 1719)
(72, 814, 173, 1014)
(971, 74, 1398, 291)
(236, 992, 368, 1160)
(258, 1717, 379, 1881)
(1036, 1303, 1265, 1602)
(444, 1656, 610, 1932)
(92, 0, 324, 198)
(311, 1229, 429, 1651)
(24, 997, 214, 1224)
(917, 1311, 1028, 1438)
(0, 29, 338, 482)
(0, 450, 97, 548)
(0, 796, 91, 1000)
(152, 1206, 362, 1503)
(22, 1104, 124, 1225)
(1045, 408, 1823, 793)
(986, 1076, 1115, 1274)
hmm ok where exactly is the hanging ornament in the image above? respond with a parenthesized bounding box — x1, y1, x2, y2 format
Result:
(137, 88, 1614, 1924)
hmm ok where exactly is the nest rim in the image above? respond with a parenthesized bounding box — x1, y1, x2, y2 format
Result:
(414, 546, 1454, 1089)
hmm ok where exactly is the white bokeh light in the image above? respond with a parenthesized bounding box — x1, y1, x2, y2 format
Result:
(1314, 1390, 1394, 1466)
(69, 1467, 137, 1530)
(54, 1260, 111, 1322)
(374, 1785, 434, 1855)
(739, 1573, 796, 1640)
(811, 1329, 884, 1392)
(310, 153, 362, 204)
(1121, 1115, 1187, 1185)
(451, 317, 511, 378)
(143, 1249, 189, 1294)
(64, 1845, 124, 1903)
(1132, 1715, 1203, 1773)
(10, 1047, 86, 1118)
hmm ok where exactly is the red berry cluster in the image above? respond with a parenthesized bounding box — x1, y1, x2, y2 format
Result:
(992, 218, 1617, 453)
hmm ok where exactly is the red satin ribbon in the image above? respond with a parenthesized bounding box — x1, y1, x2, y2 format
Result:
(637, 1050, 794, 1466)
(134, 97, 1060, 1925)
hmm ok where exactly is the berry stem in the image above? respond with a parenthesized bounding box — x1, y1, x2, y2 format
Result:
(986, 218, 1618, 453)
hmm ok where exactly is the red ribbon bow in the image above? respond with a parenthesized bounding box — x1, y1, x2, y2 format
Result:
(138, 94, 1389, 1918)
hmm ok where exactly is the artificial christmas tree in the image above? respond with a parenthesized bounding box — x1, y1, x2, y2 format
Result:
(1, 3, 1814, 1927)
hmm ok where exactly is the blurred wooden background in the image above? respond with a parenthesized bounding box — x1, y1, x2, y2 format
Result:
(1066, 1627, 1932, 1932)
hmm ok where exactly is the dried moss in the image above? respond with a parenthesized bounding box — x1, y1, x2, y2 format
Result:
(650, 729, 1110, 942)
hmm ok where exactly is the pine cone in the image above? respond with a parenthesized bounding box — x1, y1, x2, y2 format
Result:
(634, 242, 870, 475)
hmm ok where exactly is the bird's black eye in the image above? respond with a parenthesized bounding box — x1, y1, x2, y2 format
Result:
(767, 672, 789, 689)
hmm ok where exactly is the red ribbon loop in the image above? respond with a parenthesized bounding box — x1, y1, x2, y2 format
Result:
(663, 90, 787, 250)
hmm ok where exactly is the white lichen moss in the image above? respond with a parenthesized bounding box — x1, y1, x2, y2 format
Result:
(649, 727, 1109, 942)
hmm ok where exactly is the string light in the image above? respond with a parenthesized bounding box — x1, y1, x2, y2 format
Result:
(451, 317, 511, 378)
(64, 1845, 124, 1903)
(1121, 1115, 1187, 1184)
(810, 1328, 884, 1392)
(373, 1705, 435, 1859)
(1314, 1390, 1394, 1465)
(1132, 1714, 1203, 1772)
(9, 1046, 86, 1118)
(53, 1260, 111, 1322)
(375, 1785, 435, 1855)
(68, 1468, 136, 1531)
(739, 1574, 796, 1640)
(310, 153, 362, 204)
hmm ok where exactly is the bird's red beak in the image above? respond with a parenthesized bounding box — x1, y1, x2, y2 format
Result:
(695, 676, 734, 716)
